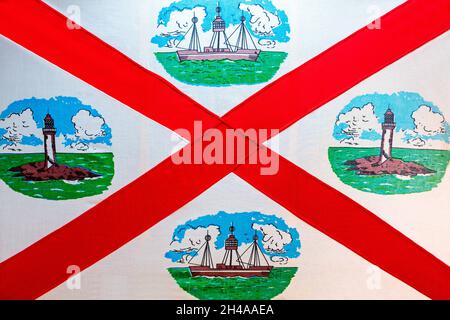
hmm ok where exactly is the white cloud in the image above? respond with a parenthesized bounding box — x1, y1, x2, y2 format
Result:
(71, 110, 106, 141)
(258, 39, 276, 49)
(336, 103, 381, 145)
(68, 141, 89, 151)
(270, 256, 288, 265)
(252, 224, 292, 253)
(412, 105, 446, 136)
(407, 137, 426, 148)
(57, 141, 112, 153)
(60, 110, 110, 152)
(0, 108, 41, 152)
(339, 137, 379, 147)
(0, 108, 111, 153)
(239, 4, 281, 36)
(170, 226, 220, 259)
(334, 104, 449, 150)
(395, 107, 449, 150)
(400, 134, 450, 150)
(1, 143, 41, 153)
(157, 7, 207, 41)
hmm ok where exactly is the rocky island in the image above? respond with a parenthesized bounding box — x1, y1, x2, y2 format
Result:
(10, 161, 100, 181)
(8, 112, 100, 182)
(344, 156, 435, 176)
(343, 108, 435, 177)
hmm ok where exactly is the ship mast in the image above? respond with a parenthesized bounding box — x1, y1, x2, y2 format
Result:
(209, 2, 233, 51)
(234, 13, 257, 51)
(247, 231, 270, 268)
(221, 11, 258, 52)
(188, 231, 214, 268)
(201, 232, 214, 268)
(174, 14, 201, 52)
(188, 14, 202, 52)
(221, 224, 245, 268)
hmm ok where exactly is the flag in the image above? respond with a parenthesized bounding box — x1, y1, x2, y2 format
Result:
(0, 0, 449, 300)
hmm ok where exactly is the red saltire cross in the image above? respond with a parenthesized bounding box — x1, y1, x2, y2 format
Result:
(0, 0, 449, 299)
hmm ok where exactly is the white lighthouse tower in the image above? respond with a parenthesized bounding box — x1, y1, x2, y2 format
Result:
(379, 108, 396, 164)
(43, 113, 57, 168)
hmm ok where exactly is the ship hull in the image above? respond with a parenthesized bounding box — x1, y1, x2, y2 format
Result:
(177, 49, 260, 62)
(189, 266, 272, 278)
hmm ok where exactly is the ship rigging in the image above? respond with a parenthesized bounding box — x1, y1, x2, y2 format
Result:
(176, 4, 261, 61)
(188, 224, 273, 278)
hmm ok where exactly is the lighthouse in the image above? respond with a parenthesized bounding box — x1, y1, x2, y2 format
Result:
(43, 113, 57, 168)
(379, 108, 396, 164)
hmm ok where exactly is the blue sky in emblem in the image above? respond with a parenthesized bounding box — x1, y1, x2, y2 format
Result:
(333, 92, 449, 145)
(165, 211, 301, 263)
(152, 0, 290, 48)
(0, 97, 112, 149)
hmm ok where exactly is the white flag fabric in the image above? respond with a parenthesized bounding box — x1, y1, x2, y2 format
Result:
(0, 0, 448, 300)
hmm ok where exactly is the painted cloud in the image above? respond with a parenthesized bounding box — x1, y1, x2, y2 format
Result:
(0, 97, 112, 153)
(66, 109, 109, 152)
(165, 211, 301, 265)
(239, 4, 281, 36)
(252, 223, 293, 253)
(152, 0, 290, 49)
(0, 108, 41, 151)
(335, 103, 381, 146)
(401, 105, 449, 149)
(333, 93, 449, 150)
(157, 6, 207, 47)
(170, 226, 220, 254)
(72, 110, 106, 140)
(412, 105, 446, 136)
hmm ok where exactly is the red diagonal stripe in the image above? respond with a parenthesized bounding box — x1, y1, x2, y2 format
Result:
(0, 126, 239, 299)
(223, 0, 450, 134)
(0, 0, 223, 139)
(235, 151, 450, 300)
(0, 0, 449, 300)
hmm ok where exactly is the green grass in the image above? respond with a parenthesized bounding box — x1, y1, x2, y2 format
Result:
(155, 51, 288, 86)
(329, 147, 450, 195)
(0, 153, 114, 200)
(168, 267, 297, 300)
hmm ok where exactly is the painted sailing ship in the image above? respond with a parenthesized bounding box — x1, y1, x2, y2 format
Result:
(188, 224, 273, 277)
(176, 4, 261, 62)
